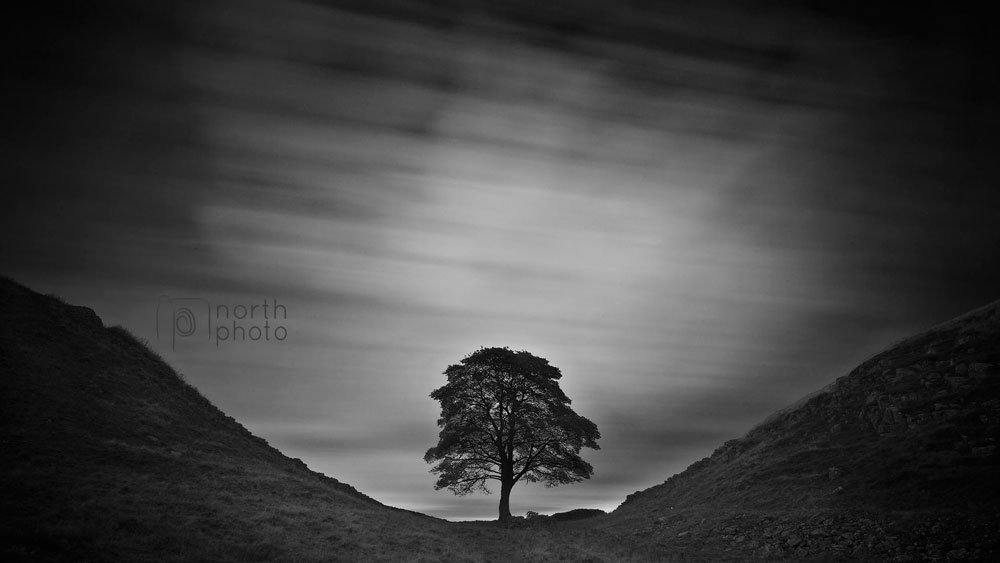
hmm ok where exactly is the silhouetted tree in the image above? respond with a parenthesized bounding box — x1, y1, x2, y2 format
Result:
(425, 347, 600, 522)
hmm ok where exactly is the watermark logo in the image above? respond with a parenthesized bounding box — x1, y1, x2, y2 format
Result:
(156, 296, 288, 351)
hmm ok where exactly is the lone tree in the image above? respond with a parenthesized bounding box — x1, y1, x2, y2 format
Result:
(425, 347, 600, 522)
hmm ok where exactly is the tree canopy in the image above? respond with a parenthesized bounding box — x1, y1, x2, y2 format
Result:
(424, 347, 600, 521)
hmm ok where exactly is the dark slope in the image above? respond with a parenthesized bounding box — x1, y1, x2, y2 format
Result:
(0, 277, 448, 562)
(0, 276, 374, 500)
(0, 276, 642, 563)
(599, 301, 1000, 561)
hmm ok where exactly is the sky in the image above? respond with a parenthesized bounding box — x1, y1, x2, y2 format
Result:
(4, 1, 999, 520)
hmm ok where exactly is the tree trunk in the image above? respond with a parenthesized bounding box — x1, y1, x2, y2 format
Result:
(498, 465, 513, 522)
(498, 479, 513, 522)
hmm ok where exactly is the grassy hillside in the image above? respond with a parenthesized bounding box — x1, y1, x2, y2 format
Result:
(0, 277, 628, 562)
(597, 301, 1000, 561)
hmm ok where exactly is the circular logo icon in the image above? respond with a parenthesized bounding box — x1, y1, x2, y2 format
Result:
(173, 307, 197, 337)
